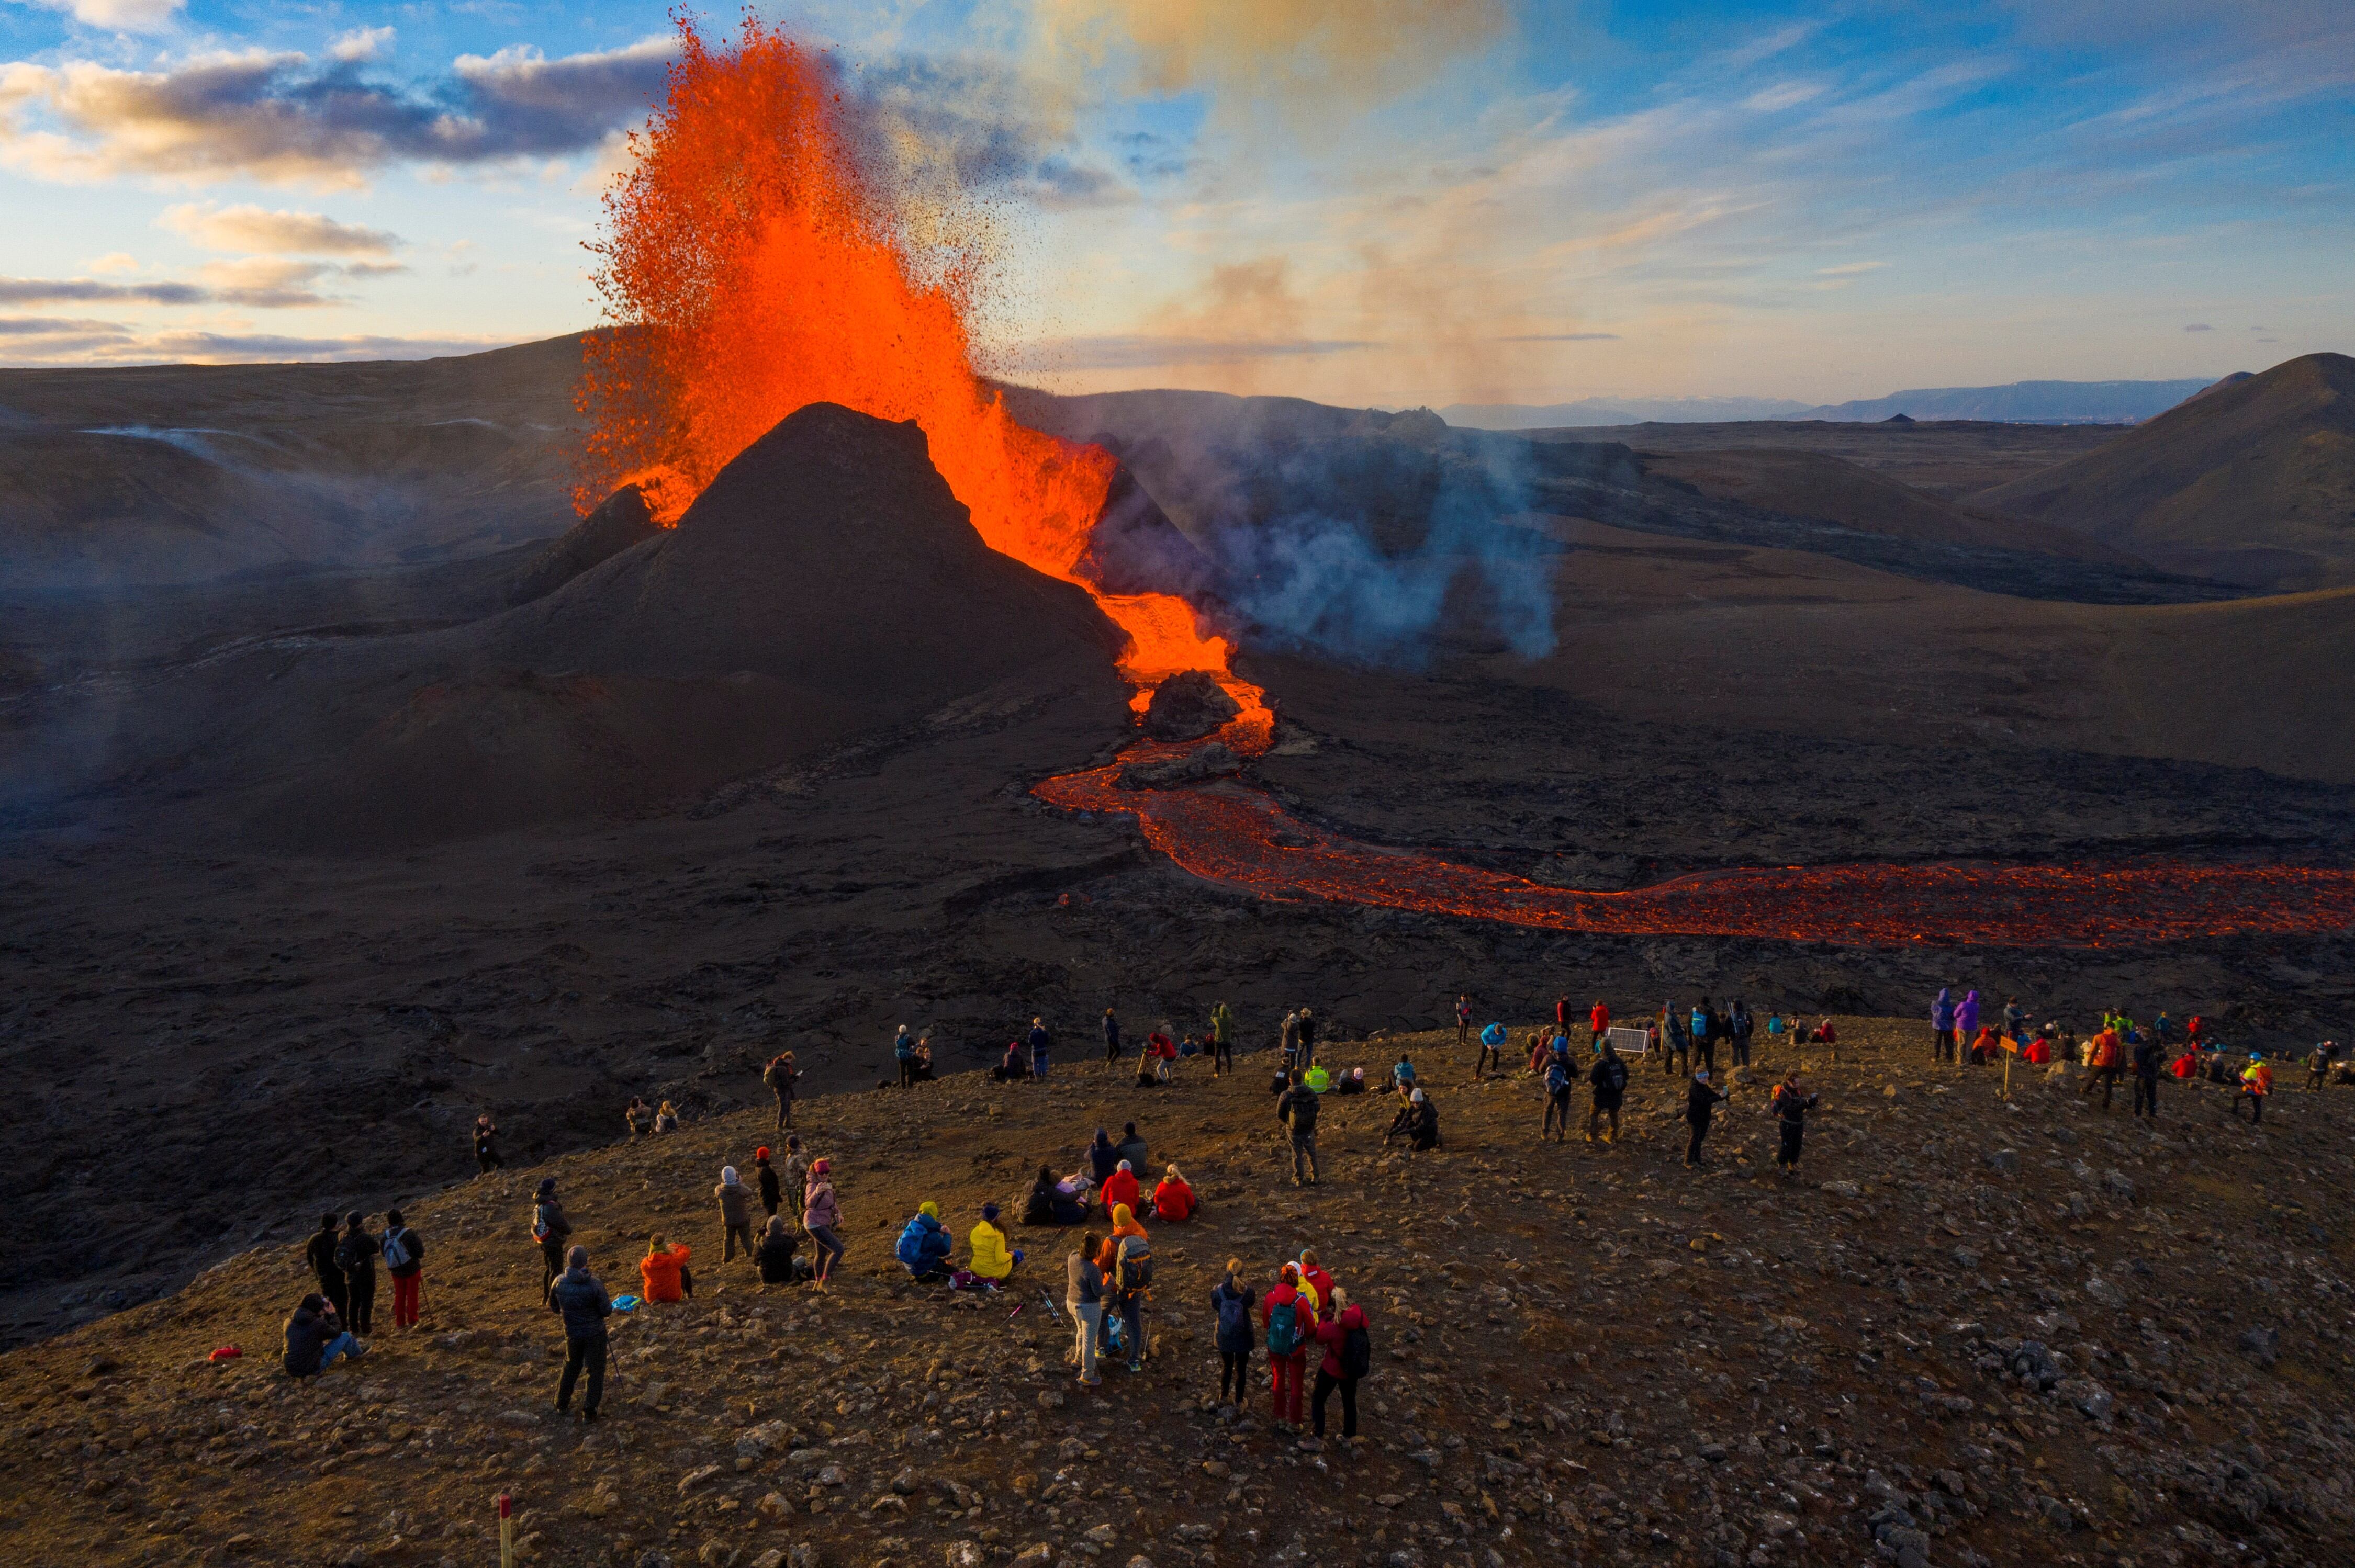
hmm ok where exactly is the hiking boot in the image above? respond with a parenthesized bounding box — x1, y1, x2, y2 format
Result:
(1078, 1375, 1103, 1389)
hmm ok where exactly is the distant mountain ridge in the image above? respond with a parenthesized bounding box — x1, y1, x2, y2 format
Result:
(1442, 377, 2231, 431)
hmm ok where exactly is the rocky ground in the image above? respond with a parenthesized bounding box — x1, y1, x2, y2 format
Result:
(5, 1018, 2351, 1568)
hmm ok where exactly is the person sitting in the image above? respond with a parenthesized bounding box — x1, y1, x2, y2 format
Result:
(1115, 1122, 1149, 1174)
(1026, 1165, 1092, 1225)
(992, 1041, 1027, 1082)
(755, 1216, 804, 1287)
(1178, 1034, 1202, 1058)
(653, 1100, 680, 1134)
(968, 1203, 1018, 1282)
(1336, 1067, 1367, 1095)
(625, 1096, 655, 1137)
(1969, 1026, 2002, 1065)
(1101, 1159, 1141, 1215)
(282, 1293, 362, 1379)
(1392, 1057, 1417, 1095)
(1088, 1130, 1120, 1183)
(2170, 1046, 2199, 1080)
(1150, 1164, 1196, 1222)
(1810, 1019, 1836, 1046)
(1525, 1032, 1547, 1076)
(1385, 1088, 1440, 1150)
(911, 1040, 936, 1084)
(1304, 1063, 1332, 1093)
(640, 1234, 693, 1303)
(896, 1201, 955, 1282)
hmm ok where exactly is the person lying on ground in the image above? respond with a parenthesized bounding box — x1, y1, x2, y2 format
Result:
(1151, 1165, 1195, 1222)
(896, 1201, 955, 1282)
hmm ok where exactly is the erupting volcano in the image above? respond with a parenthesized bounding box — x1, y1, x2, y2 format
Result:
(575, 14, 1265, 729)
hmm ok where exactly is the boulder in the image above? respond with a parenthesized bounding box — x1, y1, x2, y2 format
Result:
(1116, 742, 1240, 790)
(1141, 671, 1243, 741)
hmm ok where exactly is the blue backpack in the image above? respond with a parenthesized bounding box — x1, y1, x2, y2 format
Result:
(1215, 1288, 1249, 1344)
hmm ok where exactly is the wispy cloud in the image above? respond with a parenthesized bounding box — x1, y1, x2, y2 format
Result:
(0, 317, 510, 366)
(1497, 332, 1618, 342)
(18, 0, 183, 35)
(158, 203, 400, 255)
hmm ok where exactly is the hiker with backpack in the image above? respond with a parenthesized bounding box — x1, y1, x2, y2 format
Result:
(1277, 1069, 1322, 1187)
(1211, 1259, 1256, 1408)
(754, 1147, 781, 1217)
(1690, 1000, 1720, 1076)
(1262, 1262, 1313, 1432)
(1663, 1003, 1689, 1077)
(474, 1113, 503, 1175)
(548, 1245, 612, 1421)
(335, 1212, 379, 1335)
(1541, 1042, 1576, 1142)
(803, 1158, 847, 1290)
(1209, 1001, 1236, 1076)
(764, 1052, 799, 1129)
(1311, 1287, 1371, 1442)
(1730, 1000, 1754, 1068)
(533, 1178, 573, 1305)
(778, 1136, 809, 1225)
(306, 1212, 349, 1322)
(894, 1026, 918, 1089)
(1110, 1224, 1154, 1372)
(1066, 1232, 1106, 1387)
(716, 1165, 758, 1264)
(1588, 1040, 1628, 1143)
(1769, 1071, 1820, 1174)
(381, 1208, 424, 1329)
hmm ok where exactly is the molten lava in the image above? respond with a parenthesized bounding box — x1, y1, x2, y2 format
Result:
(575, 13, 1262, 718)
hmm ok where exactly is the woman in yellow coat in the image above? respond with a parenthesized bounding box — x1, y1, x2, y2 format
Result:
(968, 1202, 1020, 1281)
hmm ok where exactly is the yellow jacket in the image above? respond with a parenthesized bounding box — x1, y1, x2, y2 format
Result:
(968, 1220, 1014, 1280)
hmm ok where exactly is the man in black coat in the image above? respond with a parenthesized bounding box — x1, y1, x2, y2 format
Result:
(547, 1246, 613, 1420)
(305, 1213, 349, 1319)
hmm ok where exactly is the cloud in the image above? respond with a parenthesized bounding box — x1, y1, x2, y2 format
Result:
(0, 313, 128, 336)
(0, 275, 209, 304)
(1816, 260, 1885, 276)
(1035, 0, 1508, 106)
(86, 251, 139, 273)
(0, 36, 675, 188)
(1035, 333, 1379, 369)
(1743, 81, 1823, 112)
(18, 0, 184, 35)
(0, 318, 510, 366)
(0, 260, 392, 309)
(159, 202, 399, 255)
(193, 256, 334, 307)
(329, 27, 395, 64)
(1497, 332, 1618, 342)
(2183, 321, 2213, 331)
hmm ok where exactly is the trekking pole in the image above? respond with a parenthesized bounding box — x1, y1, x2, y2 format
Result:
(497, 1492, 514, 1568)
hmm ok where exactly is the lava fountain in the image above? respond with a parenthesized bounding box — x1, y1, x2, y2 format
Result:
(575, 13, 1267, 730)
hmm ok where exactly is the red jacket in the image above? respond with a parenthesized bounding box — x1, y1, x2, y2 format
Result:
(1299, 1265, 1335, 1319)
(1150, 1177, 1194, 1221)
(1590, 1004, 1610, 1034)
(1101, 1169, 1140, 1213)
(1315, 1304, 1368, 1378)
(1262, 1282, 1308, 1356)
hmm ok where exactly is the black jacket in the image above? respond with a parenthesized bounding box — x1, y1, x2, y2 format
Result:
(306, 1229, 341, 1283)
(756, 1232, 800, 1284)
(1277, 1085, 1320, 1135)
(1771, 1085, 1820, 1124)
(1685, 1080, 1728, 1122)
(548, 1267, 613, 1339)
(757, 1163, 781, 1210)
(283, 1303, 333, 1377)
(534, 1196, 573, 1246)
(334, 1227, 378, 1279)
(1589, 1056, 1628, 1100)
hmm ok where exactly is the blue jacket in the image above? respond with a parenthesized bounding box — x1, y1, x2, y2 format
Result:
(895, 1213, 954, 1274)
(549, 1268, 613, 1339)
(1932, 989, 1955, 1030)
(1479, 1022, 1506, 1047)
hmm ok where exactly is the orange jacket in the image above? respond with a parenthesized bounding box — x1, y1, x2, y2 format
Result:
(2090, 1031, 2120, 1068)
(2243, 1063, 2273, 1095)
(640, 1243, 691, 1303)
(1095, 1212, 1148, 1274)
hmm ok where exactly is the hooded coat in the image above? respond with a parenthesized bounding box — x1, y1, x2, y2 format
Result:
(1087, 1133, 1120, 1184)
(549, 1266, 613, 1338)
(1150, 1175, 1195, 1222)
(1315, 1302, 1370, 1379)
(968, 1219, 1014, 1280)
(1955, 991, 1981, 1034)
(282, 1301, 333, 1378)
(1932, 989, 1956, 1031)
(715, 1174, 756, 1228)
(895, 1209, 954, 1274)
(1101, 1167, 1140, 1214)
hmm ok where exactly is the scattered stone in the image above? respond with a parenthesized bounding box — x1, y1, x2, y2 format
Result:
(1116, 743, 1240, 790)
(678, 1464, 724, 1497)
(1982, 1149, 2019, 1176)
(2238, 1326, 2281, 1370)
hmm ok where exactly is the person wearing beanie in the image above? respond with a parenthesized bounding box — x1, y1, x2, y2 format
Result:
(716, 1165, 757, 1263)
(640, 1232, 693, 1303)
(754, 1147, 781, 1217)
(306, 1212, 349, 1321)
(755, 1215, 803, 1287)
(895, 1200, 954, 1282)
(532, 1178, 573, 1305)
(803, 1158, 846, 1290)
(380, 1207, 425, 1329)
(334, 1210, 379, 1335)
(968, 1202, 1018, 1281)
(548, 1244, 612, 1419)
(1101, 1159, 1140, 1215)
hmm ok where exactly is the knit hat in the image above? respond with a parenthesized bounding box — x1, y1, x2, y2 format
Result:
(919, 1201, 940, 1220)
(756, 1146, 771, 1160)
(537, 1177, 556, 1195)
(721, 1165, 738, 1184)
(1116, 1159, 1131, 1173)
(811, 1158, 831, 1175)
(1111, 1203, 1133, 1226)
(567, 1245, 588, 1269)
(981, 1203, 1000, 1221)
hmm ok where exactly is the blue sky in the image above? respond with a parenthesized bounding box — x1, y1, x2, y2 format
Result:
(1, 0, 2347, 404)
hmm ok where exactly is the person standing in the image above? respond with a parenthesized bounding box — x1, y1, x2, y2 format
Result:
(1541, 1045, 1575, 1142)
(778, 1135, 809, 1226)
(1555, 995, 1571, 1032)
(1931, 988, 1957, 1065)
(714, 1164, 756, 1264)
(2131, 1032, 2163, 1119)
(2081, 1025, 2123, 1110)
(1277, 1069, 1321, 1188)
(1692, 999, 1721, 1076)
(473, 1114, 503, 1175)
(533, 1178, 573, 1305)
(548, 1245, 612, 1421)
(1067, 1233, 1105, 1388)
(625, 1096, 655, 1137)
(754, 1147, 781, 1217)
(1455, 994, 1472, 1043)
(763, 1052, 798, 1130)
(1210, 1001, 1236, 1076)
(306, 1213, 349, 1322)
(380, 1208, 424, 1330)
(1263, 1262, 1312, 1432)
(894, 1025, 918, 1089)
(334, 1211, 378, 1336)
(1769, 1071, 1820, 1174)
(1297, 1008, 1318, 1070)
(1310, 1287, 1370, 1442)
(1103, 1009, 1123, 1065)
(1477, 1020, 1507, 1081)
(1730, 1000, 1754, 1069)
(1112, 1228, 1153, 1372)
(1955, 991, 1982, 1055)
(2234, 1053, 2273, 1124)
(2003, 997, 2028, 1045)
(1028, 1017, 1052, 1080)
(1589, 1000, 1611, 1051)
(803, 1158, 847, 1290)
(1664, 1003, 1689, 1077)
(1587, 1040, 1627, 1144)
(1684, 1070, 1728, 1168)
(1212, 1259, 1255, 1408)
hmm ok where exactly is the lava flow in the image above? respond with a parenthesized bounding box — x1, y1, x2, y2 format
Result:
(1036, 757, 2355, 948)
(574, 13, 1262, 720)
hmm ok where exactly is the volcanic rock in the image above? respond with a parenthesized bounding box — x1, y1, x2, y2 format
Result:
(507, 483, 661, 604)
(1117, 741, 1239, 789)
(1142, 670, 1243, 740)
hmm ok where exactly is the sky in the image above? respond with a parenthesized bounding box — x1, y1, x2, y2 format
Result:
(0, 0, 2348, 406)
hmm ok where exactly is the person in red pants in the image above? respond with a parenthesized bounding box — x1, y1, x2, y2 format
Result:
(1262, 1262, 1312, 1432)
(382, 1208, 425, 1329)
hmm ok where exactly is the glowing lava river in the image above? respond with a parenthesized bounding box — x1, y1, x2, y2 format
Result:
(1035, 711, 2355, 950)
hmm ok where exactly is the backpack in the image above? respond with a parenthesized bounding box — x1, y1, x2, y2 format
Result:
(531, 1202, 552, 1242)
(1544, 1059, 1570, 1094)
(380, 1227, 414, 1271)
(1341, 1323, 1372, 1379)
(895, 1038, 914, 1062)
(764, 1060, 786, 1088)
(1216, 1288, 1249, 1342)
(1265, 1295, 1303, 1357)
(1601, 1058, 1628, 1095)
(334, 1232, 372, 1272)
(1117, 1237, 1154, 1293)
